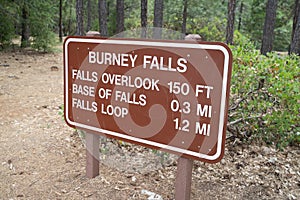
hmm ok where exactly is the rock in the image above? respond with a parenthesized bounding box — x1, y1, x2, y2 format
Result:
(130, 176, 137, 186)
(86, 31, 101, 36)
(131, 176, 136, 182)
(268, 157, 277, 164)
(50, 66, 59, 71)
(288, 194, 297, 200)
(261, 146, 271, 155)
(220, 159, 226, 165)
(0, 63, 10, 67)
(8, 75, 19, 79)
(141, 189, 163, 200)
(185, 34, 202, 41)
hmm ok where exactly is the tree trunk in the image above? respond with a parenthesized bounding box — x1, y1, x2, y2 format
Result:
(290, 10, 300, 55)
(59, 0, 63, 42)
(68, 0, 72, 35)
(98, 0, 108, 36)
(76, 0, 84, 36)
(291, 0, 300, 41)
(153, 0, 164, 39)
(141, 0, 147, 38)
(116, 0, 125, 34)
(237, 2, 244, 31)
(261, 0, 278, 55)
(87, 0, 91, 32)
(21, 2, 30, 48)
(226, 0, 236, 45)
(290, 0, 300, 55)
(182, 0, 188, 37)
(107, 1, 110, 18)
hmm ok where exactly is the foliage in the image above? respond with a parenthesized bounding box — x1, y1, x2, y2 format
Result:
(273, 0, 294, 51)
(58, 105, 65, 121)
(62, 0, 77, 35)
(28, 0, 57, 51)
(163, 0, 184, 31)
(124, 0, 140, 31)
(107, 0, 117, 35)
(233, 30, 256, 50)
(241, 0, 295, 51)
(188, 17, 226, 41)
(0, 0, 57, 51)
(229, 32, 300, 148)
(242, 0, 266, 48)
(0, 0, 298, 52)
(0, 1, 16, 47)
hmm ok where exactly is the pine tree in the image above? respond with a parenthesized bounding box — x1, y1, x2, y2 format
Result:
(261, 0, 278, 55)
(141, 0, 147, 38)
(116, 0, 124, 34)
(87, 0, 92, 32)
(21, 1, 30, 48)
(290, 0, 300, 55)
(182, 0, 188, 37)
(98, 0, 108, 36)
(226, 0, 236, 45)
(153, 0, 163, 39)
(76, 0, 84, 36)
(59, 0, 63, 42)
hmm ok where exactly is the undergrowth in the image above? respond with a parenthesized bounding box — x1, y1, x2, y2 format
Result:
(228, 31, 300, 149)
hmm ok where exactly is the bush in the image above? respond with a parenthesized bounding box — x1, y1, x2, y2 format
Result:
(31, 31, 57, 52)
(0, 9, 15, 48)
(228, 32, 300, 148)
(188, 17, 226, 41)
(27, 0, 57, 52)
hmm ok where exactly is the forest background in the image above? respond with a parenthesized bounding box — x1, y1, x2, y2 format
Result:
(0, 0, 299, 148)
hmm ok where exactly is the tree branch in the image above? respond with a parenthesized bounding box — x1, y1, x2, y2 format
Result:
(227, 115, 262, 126)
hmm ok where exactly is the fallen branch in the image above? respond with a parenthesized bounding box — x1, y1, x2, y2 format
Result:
(227, 115, 262, 126)
(229, 88, 260, 111)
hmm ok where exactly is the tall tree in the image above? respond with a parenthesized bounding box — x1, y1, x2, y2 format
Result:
(21, 1, 30, 48)
(237, 2, 244, 31)
(67, 0, 73, 35)
(153, 0, 163, 39)
(261, 0, 278, 55)
(291, 0, 300, 40)
(290, 0, 300, 55)
(116, 0, 124, 34)
(87, 0, 91, 32)
(141, 0, 147, 38)
(76, 0, 84, 36)
(59, 0, 63, 42)
(98, 0, 108, 36)
(226, 0, 236, 45)
(182, 0, 188, 37)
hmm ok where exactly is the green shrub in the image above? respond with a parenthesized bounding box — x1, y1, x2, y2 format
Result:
(31, 31, 57, 52)
(188, 17, 226, 41)
(229, 33, 300, 148)
(27, 0, 56, 52)
(0, 7, 15, 48)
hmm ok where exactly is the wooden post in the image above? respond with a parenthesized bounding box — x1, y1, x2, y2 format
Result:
(85, 31, 101, 179)
(85, 132, 100, 178)
(175, 157, 193, 200)
(173, 34, 199, 200)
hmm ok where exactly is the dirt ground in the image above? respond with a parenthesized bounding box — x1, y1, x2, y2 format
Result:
(0, 46, 299, 200)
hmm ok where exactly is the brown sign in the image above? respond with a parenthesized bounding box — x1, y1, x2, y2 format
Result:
(64, 36, 232, 163)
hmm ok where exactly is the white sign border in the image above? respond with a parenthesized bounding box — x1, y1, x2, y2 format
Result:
(64, 37, 230, 161)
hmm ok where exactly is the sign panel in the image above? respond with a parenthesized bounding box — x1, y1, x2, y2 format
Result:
(64, 36, 232, 163)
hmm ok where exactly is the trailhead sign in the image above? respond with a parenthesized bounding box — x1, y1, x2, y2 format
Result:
(64, 36, 232, 163)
